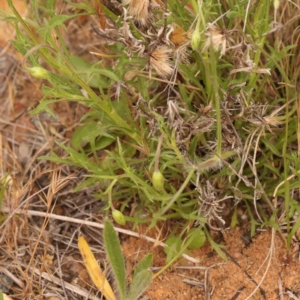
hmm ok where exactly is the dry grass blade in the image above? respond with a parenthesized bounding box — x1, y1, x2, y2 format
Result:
(78, 236, 116, 300)
(29, 266, 102, 300)
(0, 206, 200, 264)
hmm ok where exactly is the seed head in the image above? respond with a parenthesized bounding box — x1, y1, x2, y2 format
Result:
(203, 24, 228, 57)
(170, 24, 190, 48)
(123, 0, 151, 25)
(149, 46, 174, 78)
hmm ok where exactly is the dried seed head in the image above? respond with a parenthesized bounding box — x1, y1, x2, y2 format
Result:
(203, 24, 228, 57)
(165, 100, 181, 123)
(149, 46, 174, 78)
(174, 46, 190, 64)
(263, 116, 282, 127)
(170, 24, 191, 48)
(169, 24, 191, 63)
(123, 0, 151, 25)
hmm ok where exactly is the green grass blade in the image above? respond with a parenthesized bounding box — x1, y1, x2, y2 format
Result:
(126, 270, 153, 300)
(133, 254, 153, 278)
(103, 220, 126, 300)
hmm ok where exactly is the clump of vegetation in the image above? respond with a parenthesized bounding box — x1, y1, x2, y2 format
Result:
(78, 220, 153, 300)
(4, 0, 300, 262)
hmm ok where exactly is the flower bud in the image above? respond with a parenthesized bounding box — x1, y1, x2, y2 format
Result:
(152, 170, 165, 192)
(191, 29, 201, 50)
(27, 66, 50, 79)
(112, 210, 126, 225)
(274, 0, 280, 10)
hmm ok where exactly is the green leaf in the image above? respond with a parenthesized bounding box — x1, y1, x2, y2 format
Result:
(230, 205, 239, 228)
(163, 236, 182, 264)
(30, 98, 59, 117)
(126, 269, 152, 300)
(186, 228, 206, 250)
(69, 55, 120, 88)
(179, 213, 207, 223)
(287, 216, 300, 248)
(261, 138, 281, 156)
(263, 214, 281, 232)
(71, 122, 114, 150)
(90, 64, 120, 82)
(104, 220, 126, 300)
(204, 227, 227, 261)
(133, 254, 153, 278)
(41, 14, 75, 30)
(84, 136, 115, 152)
(226, 11, 243, 19)
(69, 55, 108, 88)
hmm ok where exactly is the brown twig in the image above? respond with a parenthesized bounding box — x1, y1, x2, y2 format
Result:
(0, 206, 200, 264)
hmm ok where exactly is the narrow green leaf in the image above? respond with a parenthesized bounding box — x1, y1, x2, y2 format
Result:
(104, 220, 126, 300)
(126, 269, 152, 300)
(30, 98, 61, 117)
(90, 65, 120, 82)
(44, 14, 75, 29)
(133, 254, 153, 278)
(287, 216, 300, 248)
(84, 136, 115, 152)
(261, 138, 281, 156)
(204, 227, 227, 261)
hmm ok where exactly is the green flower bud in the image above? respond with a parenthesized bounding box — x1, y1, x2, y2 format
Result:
(112, 210, 126, 225)
(191, 29, 201, 50)
(27, 66, 50, 79)
(152, 170, 165, 192)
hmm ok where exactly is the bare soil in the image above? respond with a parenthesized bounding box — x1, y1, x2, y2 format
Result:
(122, 225, 300, 300)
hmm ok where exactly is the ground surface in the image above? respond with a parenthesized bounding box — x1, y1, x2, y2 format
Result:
(1, 1, 300, 300)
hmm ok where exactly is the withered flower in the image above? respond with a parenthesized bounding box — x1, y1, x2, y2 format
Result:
(123, 0, 151, 25)
(203, 23, 228, 57)
(149, 46, 174, 78)
(174, 45, 190, 64)
(169, 24, 191, 63)
(169, 24, 191, 48)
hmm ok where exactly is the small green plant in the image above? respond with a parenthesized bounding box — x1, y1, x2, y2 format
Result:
(78, 220, 153, 300)
(164, 227, 206, 263)
(4, 0, 300, 263)
(103, 220, 153, 300)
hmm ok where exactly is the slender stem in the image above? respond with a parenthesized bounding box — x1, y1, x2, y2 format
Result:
(156, 167, 195, 217)
(154, 135, 164, 172)
(210, 46, 222, 156)
(0, 207, 200, 263)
